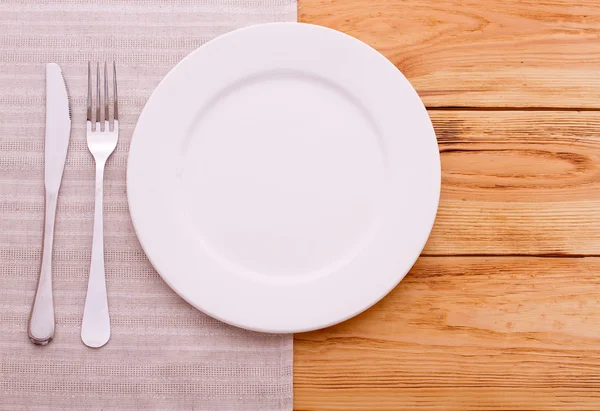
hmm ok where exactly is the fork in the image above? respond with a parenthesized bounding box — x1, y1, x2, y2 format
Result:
(81, 62, 118, 348)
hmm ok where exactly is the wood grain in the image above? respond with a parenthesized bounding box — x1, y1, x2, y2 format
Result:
(296, 2, 600, 409)
(425, 110, 600, 256)
(298, 0, 600, 108)
(294, 256, 600, 410)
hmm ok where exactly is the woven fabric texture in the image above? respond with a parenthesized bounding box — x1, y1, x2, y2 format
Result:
(0, 1, 296, 410)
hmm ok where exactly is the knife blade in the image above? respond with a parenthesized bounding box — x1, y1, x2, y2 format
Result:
(28, 63, 71, 345)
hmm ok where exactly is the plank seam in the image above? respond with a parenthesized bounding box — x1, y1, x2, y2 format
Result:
(421, 253, 597, 258)
(428, 106, 600, 112)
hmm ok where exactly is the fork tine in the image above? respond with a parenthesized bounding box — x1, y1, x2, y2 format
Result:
(87, 62, 92, 123)
(104, 62, 109, 125)
(113, 62, 118, 122)
(96, 62, 102, 128)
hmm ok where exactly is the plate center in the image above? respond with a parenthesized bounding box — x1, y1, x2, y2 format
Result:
(178, 72, 387, 278)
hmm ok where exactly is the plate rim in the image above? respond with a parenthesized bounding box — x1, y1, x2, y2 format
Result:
(127, 22, 441, 333)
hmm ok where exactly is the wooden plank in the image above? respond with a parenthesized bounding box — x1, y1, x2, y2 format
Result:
(298, 0, 600, 108)
(424, 110, 600, 256)
(294, 256, 600, 410)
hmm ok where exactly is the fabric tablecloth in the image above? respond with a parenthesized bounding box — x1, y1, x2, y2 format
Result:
(0, 1, 296, 410)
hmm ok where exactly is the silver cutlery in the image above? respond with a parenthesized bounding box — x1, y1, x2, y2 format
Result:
(28, 63, 72, 345)
(81, 62, 118, 348)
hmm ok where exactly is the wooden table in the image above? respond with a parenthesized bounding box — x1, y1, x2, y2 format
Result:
(294, 1, 600, 409)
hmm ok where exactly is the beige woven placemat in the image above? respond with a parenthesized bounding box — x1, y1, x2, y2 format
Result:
(0, 1, 296, 410)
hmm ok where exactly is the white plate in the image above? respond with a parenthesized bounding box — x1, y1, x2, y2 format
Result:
(127, 22, 440, 333)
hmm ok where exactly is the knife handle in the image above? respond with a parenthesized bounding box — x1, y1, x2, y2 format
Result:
(28, 191, 58, 345)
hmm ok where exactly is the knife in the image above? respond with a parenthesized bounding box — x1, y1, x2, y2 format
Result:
(28, 63, 71, 345)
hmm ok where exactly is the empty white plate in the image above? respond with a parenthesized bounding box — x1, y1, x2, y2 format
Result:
(127, 22, 440, 333)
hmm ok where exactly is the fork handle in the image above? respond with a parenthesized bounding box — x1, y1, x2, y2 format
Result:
(28, 191, 58, 345)
(81, 161, 111, 348)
